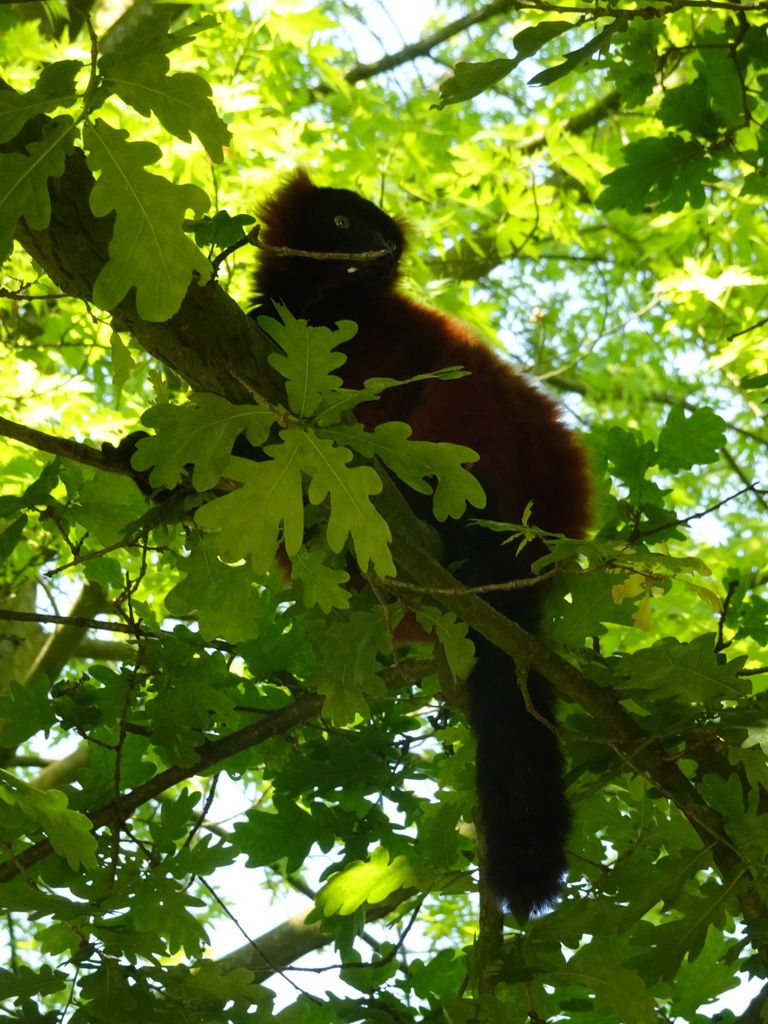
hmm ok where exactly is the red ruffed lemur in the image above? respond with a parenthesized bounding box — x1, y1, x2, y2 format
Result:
(251, 169, 591, 917)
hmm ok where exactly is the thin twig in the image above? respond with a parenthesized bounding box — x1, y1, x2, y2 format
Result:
(383, 566, 560, 596)
(252, 230, 390, 263)
(213, 226, 391, 273)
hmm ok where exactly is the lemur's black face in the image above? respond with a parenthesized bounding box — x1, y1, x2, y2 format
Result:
(282, 185, 405, 297)
(254, 171, 407, 320)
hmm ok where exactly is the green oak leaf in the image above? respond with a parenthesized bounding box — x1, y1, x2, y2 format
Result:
(415, 606, 475, 681)
(289, 545, 351, 612)
(317, 846, 418, 915)
(597, 136, 712, 213)
(0, 675, 57, 747)
(629, 886, 730, 984)
(260, 304, 354, 418)
(593, 424, 656, 493)
(234, 798, 315, 871)
(546, 949, 657, 1024)
(99, 51, 231, 162)
(148, 667, 235, 768)
(658, 80, 722, 139)
(164, 536, 265, 643)
(197, 427, 394, 576)
(313, 610, 390, 723)
(120, 876, 207, 955)
(657, 405, 726, 472)
(71, 472, 149, 545)
(322, 419, 486, 521)
(616, 634, 748, 701)
(0, 771, 97, 870)
(0, 963, 68, 1000)
(0, 115, 76, 260)
(134, 395, 275, 491)
(0, 61, 80, 144)
(110, 332, 136, 388)
(193, 210, 255, 248)
(179, 960, 269, 1005)
(194, 450, 305, 574)
(543, 569, 635, 642)
(84, 119, 211, 322)
(295, 428, 395, 576)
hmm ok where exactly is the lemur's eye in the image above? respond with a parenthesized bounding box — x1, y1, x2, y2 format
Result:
(334, 214, 350, 229)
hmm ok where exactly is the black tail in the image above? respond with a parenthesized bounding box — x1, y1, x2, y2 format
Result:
(467, 640, 571, 917)
(401, 493, 571, 915)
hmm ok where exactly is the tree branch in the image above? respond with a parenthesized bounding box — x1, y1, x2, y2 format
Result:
(376, 480, 758, 909)
(1, 100, 284, 409)
(0, 690, 324, 885)
(0, 609, 147, 636)
(0, 660, 434, 886)
(342, 0, 522, 83)
(0, 415, 127, 474)
(732, 981, 768, 1024)
(216, 889, 409, 980)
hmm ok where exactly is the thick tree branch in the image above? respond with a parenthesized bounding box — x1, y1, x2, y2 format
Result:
(376, 480, 759, 911)
(1, 102, 283, 408)
(342, 0, 522, 83)
(29, 745, 90, 790)
(217, 889, 408, 980)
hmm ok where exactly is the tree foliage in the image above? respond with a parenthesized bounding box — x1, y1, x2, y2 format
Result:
(0, 0, 767, 1021)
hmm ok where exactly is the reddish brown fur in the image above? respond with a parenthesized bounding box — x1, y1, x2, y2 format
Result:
(340, 298, 591, 541)
(251, 171, 592, 916)
(254, 170, 591, 546)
